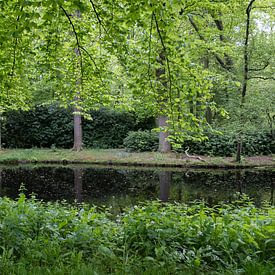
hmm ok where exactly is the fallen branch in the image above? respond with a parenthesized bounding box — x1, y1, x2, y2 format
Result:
(184, 147, 205, 162)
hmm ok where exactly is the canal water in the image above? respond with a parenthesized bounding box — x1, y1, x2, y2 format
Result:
(0, 165, 274, 208)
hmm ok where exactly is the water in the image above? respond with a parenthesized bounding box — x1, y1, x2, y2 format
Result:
(0, 165, 274, 208)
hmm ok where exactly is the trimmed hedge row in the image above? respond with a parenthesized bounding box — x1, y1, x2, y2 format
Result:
(2, 105, 154, 149)
(123, 130, 274, 156)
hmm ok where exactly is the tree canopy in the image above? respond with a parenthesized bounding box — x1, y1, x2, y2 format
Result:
(0, 0, 274, 147)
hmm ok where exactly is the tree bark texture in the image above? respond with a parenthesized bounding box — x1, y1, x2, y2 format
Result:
(157, 115, 171, 153)
(156, 51, 171, 153)
(236, 137, 242, 163)
(73, 106, 82, 151)
(61, 6, 83, 151)
(242, 0, 256, 102)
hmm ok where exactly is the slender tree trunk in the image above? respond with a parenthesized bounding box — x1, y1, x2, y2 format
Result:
(73, 106, 82, 151)
(61, 6, 83, 151)
(202, 56, 213, 124)
(236, 135, 242, 163)
(157, 116, 171, 153)
(236, 0, 255, 161)
(156, 51, 171, 153)
(159, 171, 171, 202)
(242, 0, 255, 103)
(72, 42, 83, 151)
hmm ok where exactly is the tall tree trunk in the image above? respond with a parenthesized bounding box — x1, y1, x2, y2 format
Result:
(236, 135, 242, 163)
(236, 0, 255, 161)
(242, 0, 255, 103)
(156, 51, 171, 153)
(73, 106, 82, 151)
(60, 6, 83, 151)
(157, 116, 171, 153)
(202, 56, 213, 124)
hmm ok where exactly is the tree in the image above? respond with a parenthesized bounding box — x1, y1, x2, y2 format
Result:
(0, 0, 273, 154)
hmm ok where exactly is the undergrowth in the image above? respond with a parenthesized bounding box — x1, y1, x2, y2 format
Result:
(0, 194, 274, 274)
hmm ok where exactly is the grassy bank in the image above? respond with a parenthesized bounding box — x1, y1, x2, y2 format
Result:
(0, 195, 274, 274)
(0, 149, 274, 168)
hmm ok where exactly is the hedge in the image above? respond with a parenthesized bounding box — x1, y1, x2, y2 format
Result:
(123, 130, 274, 156)
(2, 105, 154, 149)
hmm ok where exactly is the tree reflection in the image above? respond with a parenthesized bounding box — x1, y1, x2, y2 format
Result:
(0, 168, 2, 196)
(74, 168, 83, 203)
(271, 181, 274, 205)
(159, 171, 171, 202)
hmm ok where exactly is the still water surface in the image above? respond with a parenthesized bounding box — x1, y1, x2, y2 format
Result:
(0, 165, 274, 208)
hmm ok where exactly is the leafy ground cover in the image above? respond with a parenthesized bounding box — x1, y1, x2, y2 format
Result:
(0, 194, 274, 274)
(0, 149, 274, 168)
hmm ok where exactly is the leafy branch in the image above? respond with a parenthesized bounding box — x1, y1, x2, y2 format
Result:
(153, 12, 175, 129)
(188, 14, 231, 71)
(10, 5, 24, 77)
(59, 5, 83, 80)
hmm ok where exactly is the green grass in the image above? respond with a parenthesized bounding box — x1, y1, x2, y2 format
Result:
(0, 148, 273, 168)
(0, 194, 274, 274)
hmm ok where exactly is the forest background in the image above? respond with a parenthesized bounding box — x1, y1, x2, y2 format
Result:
(0, 0, 274, 160)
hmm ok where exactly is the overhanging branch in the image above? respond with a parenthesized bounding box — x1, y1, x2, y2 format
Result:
(60, 5, 83, 79)
(89, 0, 108, 34)
(188, 14, 231, 71)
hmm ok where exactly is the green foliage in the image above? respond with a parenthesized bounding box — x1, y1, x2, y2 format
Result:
(3, 105, 73, 148)
(123, 130, 274, 156)
(183, 131, 274, 156)
(0, 195, 274, 274)
(2, 105, 153, 149)
(83, 109, 154, 149)
(123, 130, 159, 152)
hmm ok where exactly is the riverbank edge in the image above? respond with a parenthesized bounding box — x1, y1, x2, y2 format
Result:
(0, 149, 274, 169)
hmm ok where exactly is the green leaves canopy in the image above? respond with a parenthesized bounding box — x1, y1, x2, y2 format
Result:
(0, 0, 273, 144)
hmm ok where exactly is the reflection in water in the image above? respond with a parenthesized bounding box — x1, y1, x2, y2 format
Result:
(235, 170, 243, 194)
(74, 168, 83, 203)
(0, 166, 274, 208)
(0, 169, 2, 196)
(271, 181, 274, 205)
(159, 171, 171, 202)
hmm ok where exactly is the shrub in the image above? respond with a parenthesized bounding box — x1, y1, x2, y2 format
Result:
(2, 106, 154, 149)
(0, 195, 274, 274)
(183, 131, 274, 156)
(83, 108, 137, 148)
(123, 129, 274, 156)
(123, 130, 159, 152)
(2, 105, 73, 148)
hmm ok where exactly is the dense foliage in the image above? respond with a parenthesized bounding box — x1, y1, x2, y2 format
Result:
(0, 195, 274, 274)
(123, 130, 159, 152)
(0, 1, 274, 154)
(2, 106, 153, 149)
(124, 130, 274, 156)
(183, 131, 275, 156)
